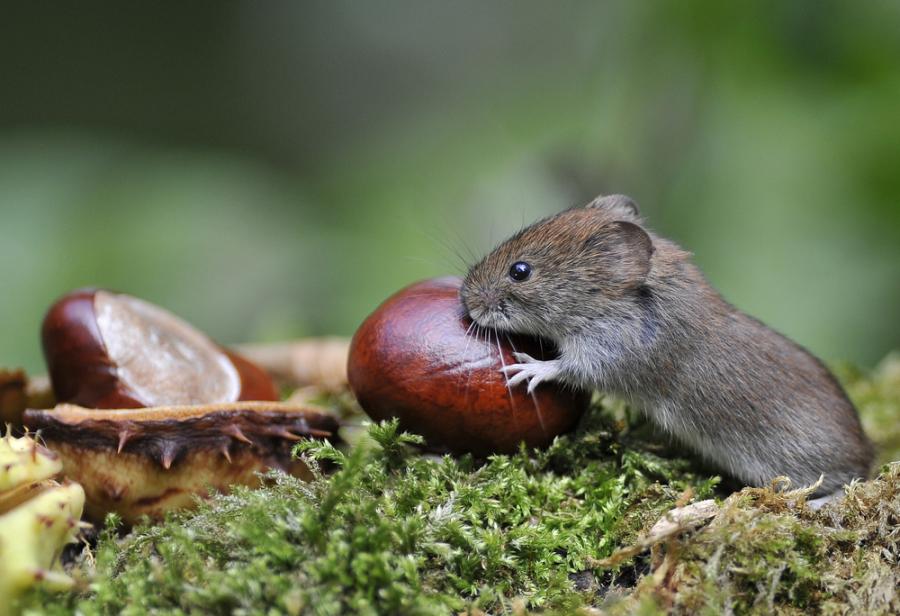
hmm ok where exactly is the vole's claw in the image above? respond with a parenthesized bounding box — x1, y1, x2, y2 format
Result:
(502, 366, 531, 388)
(500, 358, 561, 392)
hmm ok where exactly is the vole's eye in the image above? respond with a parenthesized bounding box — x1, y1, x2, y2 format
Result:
(508, 261, 532, 282)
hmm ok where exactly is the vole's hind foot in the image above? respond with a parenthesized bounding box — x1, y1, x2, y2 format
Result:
(500, 353, 561, 394)
(808, 489, 844, 511)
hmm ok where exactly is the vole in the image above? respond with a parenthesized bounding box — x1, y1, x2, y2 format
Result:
(460, 195, 873, 501)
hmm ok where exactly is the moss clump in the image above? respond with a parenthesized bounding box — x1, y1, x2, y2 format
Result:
(601, 464, 899, 615)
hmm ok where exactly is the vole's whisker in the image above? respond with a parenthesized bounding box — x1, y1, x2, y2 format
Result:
(420, 227, 472, 274)
(493, 329, 518, 417)
(401, 255, 454, 270)
(443, 219, 481, 266)
(461, 321, 479, 406)
(505, 334, 546, 434)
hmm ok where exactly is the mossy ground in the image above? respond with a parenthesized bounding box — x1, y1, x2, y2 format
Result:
(15, 355, 900, 615)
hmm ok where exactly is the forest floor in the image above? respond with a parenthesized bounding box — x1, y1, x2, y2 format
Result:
(17, 354, 900, 615)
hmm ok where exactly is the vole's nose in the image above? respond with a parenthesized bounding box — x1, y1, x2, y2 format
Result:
(481, 292, 501, 312)
(460, 283, 501, 324)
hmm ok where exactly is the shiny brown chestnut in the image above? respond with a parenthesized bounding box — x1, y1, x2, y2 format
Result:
(347, 277, 589, 456)
(42, 289, 279, 408)
(0, 370, 28, 428)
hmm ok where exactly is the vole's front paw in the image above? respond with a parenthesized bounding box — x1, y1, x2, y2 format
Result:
(500, 353, 562, 394)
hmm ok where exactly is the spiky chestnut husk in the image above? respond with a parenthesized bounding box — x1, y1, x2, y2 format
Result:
(23, 402, 340, 525)
(0, 434, 85, 613)
(347, 277, 590, 456)
(42, 288, 279, 408)
(0, 429, 63, 500)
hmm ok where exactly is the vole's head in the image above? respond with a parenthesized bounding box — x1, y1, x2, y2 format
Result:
(460, 195, 654, 339)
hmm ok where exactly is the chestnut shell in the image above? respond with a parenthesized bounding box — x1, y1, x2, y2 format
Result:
(347, 277, 589, 455)
(24, 402, 340, 524)
(42, 289, 278, 408)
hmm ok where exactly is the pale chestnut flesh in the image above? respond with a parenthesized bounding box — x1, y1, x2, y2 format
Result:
(42, 289, 279, 407)
(347, 277, 589, 456)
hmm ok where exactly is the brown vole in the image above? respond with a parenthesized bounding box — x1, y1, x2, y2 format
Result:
(460, 195, 873, 500)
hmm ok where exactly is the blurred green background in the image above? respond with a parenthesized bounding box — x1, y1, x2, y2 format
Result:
(1, 1, 898, 373)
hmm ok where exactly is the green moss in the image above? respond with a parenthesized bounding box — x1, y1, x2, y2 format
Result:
(16, 404, 714, 614)
(15, 355, 899, 614)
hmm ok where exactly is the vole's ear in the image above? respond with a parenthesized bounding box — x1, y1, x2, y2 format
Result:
(586, 194, 641, 221)
(583, 220, 653, 289)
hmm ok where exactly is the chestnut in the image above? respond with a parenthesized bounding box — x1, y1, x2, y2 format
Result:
(0, 370, 28, 428)
(42, 289, 279, 408)
(347, 277, 589, 456)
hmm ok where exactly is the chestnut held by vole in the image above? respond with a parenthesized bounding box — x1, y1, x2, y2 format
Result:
(460, 195, 873, 500)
